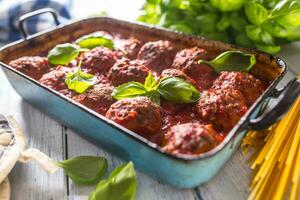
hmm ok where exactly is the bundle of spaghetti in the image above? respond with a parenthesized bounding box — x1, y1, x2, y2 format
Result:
(243, 96, 300, 200)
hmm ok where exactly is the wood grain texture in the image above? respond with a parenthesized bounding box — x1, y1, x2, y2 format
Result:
(65, 129, 198, 200)
(0, 71, 67, 200)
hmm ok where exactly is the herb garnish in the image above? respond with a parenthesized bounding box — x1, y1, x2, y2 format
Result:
(112, 72, 200, 104)
(57, 156, 108, 185)
(47, 43, 80, 65)
(76, 32, 114, 50)
(65, 61, 96, 94)
(199, 50, 256, 73)
(138, 0, 300, 54)
(89, 162, 137, 200)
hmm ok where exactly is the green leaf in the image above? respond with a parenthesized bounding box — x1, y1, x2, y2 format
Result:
(286, 25, 300, 40)
(199, 50, 256, 73)
(168, 24, 193, 34)
(244, 2, 269, 25)
(158, 77, 200, 103)
(112, 82, 148, 100)
(270, 0, 300, 25)
(229, 12, 248, 31)
(255, 43, 281, 54)
(76, 32, 114, 49)
(144, 72, 158, 90)
(217, 14, 230, 31)
(146, 90, 161, 105)
(264, 21, 288, 38)
(246, 25, 274, 45)
(57, 156, 107, 185)
(47, 43, 79, 65)
(234, 32, 256, 48)
(89, 162, 137, 200)
(195, 13, 219, 32)
(209, 0, 245, 12)
(65, 67, 97, 94)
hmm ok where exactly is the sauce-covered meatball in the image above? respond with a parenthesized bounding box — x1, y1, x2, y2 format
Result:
(106, 97, 162, 135)
(9, 56, 49, 80)
(212, 71, 264, 106)
(108, 59, 149, 86)
(163, 123, 218, 155)
(160, 68, 196, 85)
(137, 40, 175, 73)
(39, 66, 70, 90)
(116, 38, 142, 59)
(81, 47, 116, 74)
(72, 83, 114, 115)
(172, 47, 216, 90)
(195, 88, 248, 132)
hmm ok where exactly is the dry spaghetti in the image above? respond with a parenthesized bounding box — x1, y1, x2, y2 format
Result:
(242, 95, 300, 200)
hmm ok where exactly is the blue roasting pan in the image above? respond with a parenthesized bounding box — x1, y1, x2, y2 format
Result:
(1, 9, 299, 188)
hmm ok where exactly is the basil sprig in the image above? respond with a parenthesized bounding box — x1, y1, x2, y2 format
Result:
(112, 72, 200, 104)
(89, 162, 137, 200)
(47, 43, 80, 65)
(199, 50, 256, 73)
(57, 156, 108, 185)
(47, 34, 114, 65)
(76, 32, 114, 50)
(65, 62, 97, 94)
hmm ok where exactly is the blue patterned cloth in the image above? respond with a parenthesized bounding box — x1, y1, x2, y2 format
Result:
(0, 0, 72, 43)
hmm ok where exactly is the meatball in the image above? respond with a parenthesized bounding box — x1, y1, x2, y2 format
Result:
(212, 71, 264, 106)
(137, 40, 175, 73)
(72, 83, 114, 115)
(172, 47, 216, 90)
(195, 88, 248, 132)
(108, 59, 149, 86)
(106, 97, 162, 135)
(9, 56, 49, 80)
(163, 123, 218, 155)
(116, 38, 142, 59)
(39, 66, 70, 90)
(81, 47, 116, 73)
(160, 69, 196, 85)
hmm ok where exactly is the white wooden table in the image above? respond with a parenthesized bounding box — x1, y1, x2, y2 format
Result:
(0, 1, 299, 198)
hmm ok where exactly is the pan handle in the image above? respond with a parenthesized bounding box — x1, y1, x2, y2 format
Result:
(248, 78, 300, 130)
(18, 8, 60, 39)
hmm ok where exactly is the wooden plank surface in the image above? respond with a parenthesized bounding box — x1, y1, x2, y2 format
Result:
(0, 71, 67, 199)
(66, 129, 198, 200)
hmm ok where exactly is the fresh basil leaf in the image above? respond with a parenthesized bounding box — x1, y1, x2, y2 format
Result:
(47, 43, 79, 65)
(286, 25, 300, 40)
(112, 82, 147, 100)
(235, 32, 256, 48)
(76, 32, 114, 49)
(246, 25, 274, 45)
(271, 0, 300, 17)
(195, 13, 219, 32)
(144, 72, 158, 90)
(199, 50, 256, 73)
(255, 43, 281, 54)
(209, 0, 245, 12)
(244, 2, 269, 25)
(229, 12, 248, 31)
(89, 162, 137, 200)
(217, 14, 230, 31)
(65, 67, 97, 94)
(158, 77, 200, 103)
(264, 21, 288, 38)
(146, 90, 161, 105)
(168, 24, 194, 34)
(270, 0, 300, 26)
(57, 156, 107, 185)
